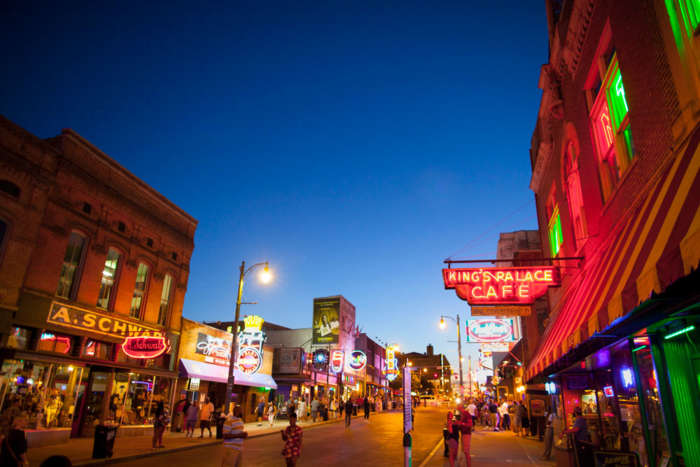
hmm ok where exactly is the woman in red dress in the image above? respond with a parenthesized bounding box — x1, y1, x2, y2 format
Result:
(281, 412, 303, 466)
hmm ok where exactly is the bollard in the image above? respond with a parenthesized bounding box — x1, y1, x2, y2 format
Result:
(403, 431, 412, 467)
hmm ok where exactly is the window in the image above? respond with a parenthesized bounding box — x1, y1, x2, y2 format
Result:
(7, 326, 31, 350)
(589, 53, 635, 201)
(82, 202, 92, 214)
(97, 248, 121, 309)
(83, 339, 112, 360)
(546, 188, 563, 257)
(117, 221, 126, 233)
(57, 232, 87, 299)
(130, 263, 150, 318)
(171, 252, 177, 261)
(0, 180, 20, 198)
(158, 274, 173, 325)
(668, 0, 700, 40)
(146, 238, 153, 248)
(37, 332, 72, 354)
(563, 141, 587, 250)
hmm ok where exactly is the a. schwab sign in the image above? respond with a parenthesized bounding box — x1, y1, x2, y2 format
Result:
(47, 302, 162, 339)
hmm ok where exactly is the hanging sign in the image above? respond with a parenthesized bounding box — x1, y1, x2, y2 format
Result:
(121, 335, 170, 359)
(470, 305, 531, 317)
(443, 266, 560, 305)
(313, 349, 329, 371)
(330, 350, 344, 373)
(385, 346, 399, 382)
(237, 315, 266, 375)
(466, 318, 519, 343)
(347, 350, 367, 371)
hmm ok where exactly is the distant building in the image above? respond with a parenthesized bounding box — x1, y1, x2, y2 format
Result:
(398, 345, 451, 393)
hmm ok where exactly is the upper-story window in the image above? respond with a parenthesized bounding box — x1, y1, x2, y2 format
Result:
(546, 187, 563, 257)
(0, 180, 20, 199)
(97, 248, 121, 310)
(589, 52, 635, 202)
(130, 263, 150, 318)
(158, 274, 173, 325)
(563, 140, 587, 250)
(57, 232, 87, 299)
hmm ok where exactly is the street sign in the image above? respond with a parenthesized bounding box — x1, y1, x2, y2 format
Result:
(403, 367, 412, 433)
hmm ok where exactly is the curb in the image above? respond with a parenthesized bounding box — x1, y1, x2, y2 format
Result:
(74, 410, 399, 465)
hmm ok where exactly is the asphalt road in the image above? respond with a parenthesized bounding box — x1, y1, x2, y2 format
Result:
(121, 407, 447, 466)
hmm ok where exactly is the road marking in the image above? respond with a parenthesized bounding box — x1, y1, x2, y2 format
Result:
(417, 436, 443, 467)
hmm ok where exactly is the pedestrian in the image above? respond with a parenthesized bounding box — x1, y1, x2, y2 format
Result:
(363, 396, 370, 420)
(297, 398, 306, 423)
(221, 405, 248, 467)
(287, 399, 296, 419)
(184, 399, 198, 437)
(267, 402, 277, 427)
(500, 400, 510, 430)
(338, 398, 344, 418)
(459, 404, 473, 467)
(542, 407, 555, 460)
(256, 399, 266, 426)
(466, 399, 477, 429)
(489, 400, 499, 431)
(445, 412, 460, 467)
(344, 399, 353, 428)
(512, 401, 522, 434)
(562, 406, 592, 465)
(199, 397, 214, 438)
(329, 398, 337, 419)
(152, 401, 167, 449)
(0, 413, 28, 467)
(310, 397, 320, 422)
(520, 403, 530, 437)
(281, 412, 303, 467)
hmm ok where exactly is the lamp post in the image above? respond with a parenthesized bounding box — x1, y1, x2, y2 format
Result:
(439, 314, 464, 396)
(224, 260, 272, 413)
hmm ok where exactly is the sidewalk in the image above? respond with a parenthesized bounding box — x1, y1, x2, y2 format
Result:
(28, 411, 392, 466)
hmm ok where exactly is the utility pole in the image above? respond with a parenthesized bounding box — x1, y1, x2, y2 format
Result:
(457, 314, 464, 396)
(224, 261, 245, 414)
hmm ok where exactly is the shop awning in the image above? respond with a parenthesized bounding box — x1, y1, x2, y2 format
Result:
(179, 358, 277, 389)
(526, 125, 700, 382)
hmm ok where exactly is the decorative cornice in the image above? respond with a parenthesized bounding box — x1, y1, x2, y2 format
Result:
(530, 141, 553, 193)
(560, 0, 595, 77)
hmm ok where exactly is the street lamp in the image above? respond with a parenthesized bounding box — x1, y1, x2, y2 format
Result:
(439, 314, 464, 397)
(224, 260, 273, 413)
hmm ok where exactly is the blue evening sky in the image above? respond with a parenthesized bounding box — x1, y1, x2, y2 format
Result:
(2, 1, 547, 377)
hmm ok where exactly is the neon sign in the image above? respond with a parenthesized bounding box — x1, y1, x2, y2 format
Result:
(385, 346, 399, 381)
(347, 350, 367, 371)
(237, 315, 266, 375)
(466, 319, 518, 343)
(121, 335, 169, 359)
(443, 266, 560, 305)
(330, 350, 344, 373)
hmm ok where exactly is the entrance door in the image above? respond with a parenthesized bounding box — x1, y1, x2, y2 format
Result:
(80, 370, 110, 436)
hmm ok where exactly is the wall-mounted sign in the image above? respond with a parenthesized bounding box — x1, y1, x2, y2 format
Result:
(471, 305, 531, 317)
(443, 267, 560, 305)
(195, 332, 231, 365)
(385, 345, 399, 381)
(466, 319, 519, 343)
(313, 349, 329, 371)
(237, 315, 266, 375)
(312, 298, 340, 344)
(47, 302, 162, 339)
(278, 348, 303, 374)
(330, 350, 344, 373)
(347, 350, 367, 371)
(480, 342, 510, 352)
(121, 335, 170, 359)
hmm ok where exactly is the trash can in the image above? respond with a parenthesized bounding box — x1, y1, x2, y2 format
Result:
(92, 424, 118, 459)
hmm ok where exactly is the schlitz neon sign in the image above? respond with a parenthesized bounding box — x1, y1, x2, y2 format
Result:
(122, 335, 170, 359)
(443, 266, 560, 305)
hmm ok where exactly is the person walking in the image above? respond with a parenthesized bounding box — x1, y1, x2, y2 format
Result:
(310, 397, 320, 423)
(287, 399, 296, 419)
(500, 400, 510, 430)
(459, 404, 473, 467)
(542, 407, 555, 460)
(344, 399, 353, 428)
(297, 398, 306, 423)
(512, 401, 522, 434)
(184, 399, 198, 437)
(221, 406, 248, 467)
(445, 412, 460, 467)
(199, 397, 214, 438)
(152, 401, 167, 449)
(0, 414, 28, 467)
(488, 400, 499, 431)
(266, 402, 277, 427)
(363, 396, 370, 420)
(256, 399, 266, 426)
(281, 413, 303, 467)
(520, 403, 530, 437)
(466, 399, 477, 429)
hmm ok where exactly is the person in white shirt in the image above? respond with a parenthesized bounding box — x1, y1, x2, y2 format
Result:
(499, 401, 511, 430)
(222, 406, 248, 467)
(466, 400, 477, 427)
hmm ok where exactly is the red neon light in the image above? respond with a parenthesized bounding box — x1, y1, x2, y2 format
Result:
(121, 336, 169, 359)
(443, 266, 561, 305)
(40, 333, 71, 354)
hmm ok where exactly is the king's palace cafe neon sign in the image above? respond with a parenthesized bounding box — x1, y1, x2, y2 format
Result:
(443, 266, 561, 305)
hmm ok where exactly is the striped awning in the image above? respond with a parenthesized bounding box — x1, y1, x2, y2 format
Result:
(526, 126, 700, 382)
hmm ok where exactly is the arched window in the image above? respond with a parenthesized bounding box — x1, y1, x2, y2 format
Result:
(0, 180, 20, 199)
(158, 274, 174, 325)
(57, 232, 87, 299)
(130, 262, 150, 318)
(564, 141, 587, 251)
(97, 248, 121, 310)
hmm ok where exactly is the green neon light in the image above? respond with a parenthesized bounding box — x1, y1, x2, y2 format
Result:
(666, 0, 686, 54)
(679, 0, 700, 38)
(664, 325, 696, 340)
(632, 345, 647, 352)
(549, 210, 562, 257)
(606, 68, 629, 132)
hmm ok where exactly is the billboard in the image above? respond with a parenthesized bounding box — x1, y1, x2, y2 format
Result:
(313, 297, 340, 344)
(277, 348, 303, 374)
(466, 318, 520, 343)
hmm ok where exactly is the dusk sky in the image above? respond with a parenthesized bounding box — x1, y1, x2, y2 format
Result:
(3, 2, 547, 374)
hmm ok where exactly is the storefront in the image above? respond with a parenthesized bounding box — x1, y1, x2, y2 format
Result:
(0, 301, 178, 444)
(526, 130, 700, 467)
(177, 317, 277, 423)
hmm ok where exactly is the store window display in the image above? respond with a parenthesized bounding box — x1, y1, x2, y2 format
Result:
(108, 373, 172, 425)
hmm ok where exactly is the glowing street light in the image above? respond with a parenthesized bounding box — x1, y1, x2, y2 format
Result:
(259, 265, 273, 284)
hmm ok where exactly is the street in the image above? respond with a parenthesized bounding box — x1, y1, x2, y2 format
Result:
(121, 408, 555, 466)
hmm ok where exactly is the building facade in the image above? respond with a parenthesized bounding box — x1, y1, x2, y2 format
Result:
(0, 117, 196, 443)
(525, 1, 700, 466)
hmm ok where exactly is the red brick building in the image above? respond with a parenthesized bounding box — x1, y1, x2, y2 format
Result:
(525, 1, 700, 465)
(0, 116, 196, 442)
